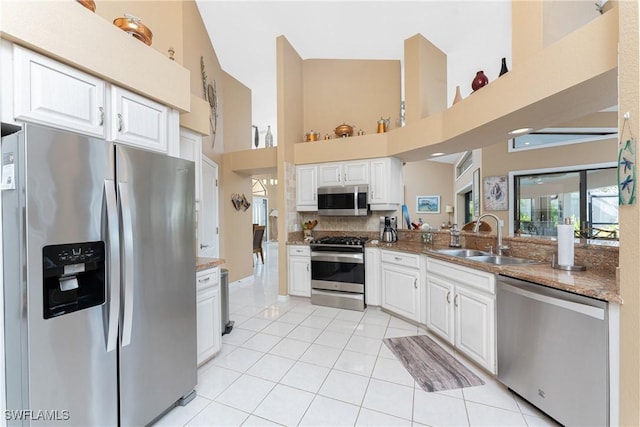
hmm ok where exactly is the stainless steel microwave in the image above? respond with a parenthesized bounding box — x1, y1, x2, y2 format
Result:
(317, 185, 369, 216)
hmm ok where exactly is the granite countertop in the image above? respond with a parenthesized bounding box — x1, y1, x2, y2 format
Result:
(366, 241, 621, 304)
(196, 257, 226, 272)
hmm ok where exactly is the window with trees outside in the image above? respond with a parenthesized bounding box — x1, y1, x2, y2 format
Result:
(514, 167, 618, 239)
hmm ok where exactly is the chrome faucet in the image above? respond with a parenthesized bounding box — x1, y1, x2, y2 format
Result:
(474, 213, 509, 256)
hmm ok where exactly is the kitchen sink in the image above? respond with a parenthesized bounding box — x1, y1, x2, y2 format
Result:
(466, 255, 538, 265)
(434, 249, 492, 257)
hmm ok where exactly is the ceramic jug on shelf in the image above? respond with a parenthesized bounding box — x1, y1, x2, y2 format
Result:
(377, 117, 390, 133)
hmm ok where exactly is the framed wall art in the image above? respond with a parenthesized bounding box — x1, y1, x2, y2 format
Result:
(416, 195, 440, 214)
(483, 175, 508, 211)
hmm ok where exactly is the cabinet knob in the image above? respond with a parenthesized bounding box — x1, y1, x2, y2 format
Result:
(118, 113, 123, 132)
(454, 294, 459, 307)
(200, 244, 210, 249)
(198, 277, 210, 283)
(394, 256, 402, 261)
(99, 107, 104, 126)
(307, 264, 309, 272)
(414, 278, 417, 289)
(446, 291, 451, 304)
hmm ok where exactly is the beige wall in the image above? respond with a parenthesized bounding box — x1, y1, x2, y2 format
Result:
(180, 0, 224, 160)
(403, 160, 454, 229)
(222, 71, 252, 152)
(618, 1, 640, 424)
(276, 36, 304, 295)
(404, 34, 447, 124)
(302, 59, 401, 137)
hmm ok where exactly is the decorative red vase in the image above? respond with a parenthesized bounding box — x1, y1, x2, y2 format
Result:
(471, 71, 489, 91)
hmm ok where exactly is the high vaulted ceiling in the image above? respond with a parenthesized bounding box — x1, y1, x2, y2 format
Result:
(196, 1, 512, 146)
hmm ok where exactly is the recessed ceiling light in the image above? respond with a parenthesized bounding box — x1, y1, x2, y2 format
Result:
(431, 152, 445, 157)
(508, 127, 533, 136)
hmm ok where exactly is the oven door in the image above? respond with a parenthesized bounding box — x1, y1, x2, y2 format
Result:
(310, 251, 365, 293)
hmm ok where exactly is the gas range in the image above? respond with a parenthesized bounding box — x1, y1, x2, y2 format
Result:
(309, 236, 367, 311)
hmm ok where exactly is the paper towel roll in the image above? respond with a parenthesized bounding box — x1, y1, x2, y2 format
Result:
(557, 224, 574, 266)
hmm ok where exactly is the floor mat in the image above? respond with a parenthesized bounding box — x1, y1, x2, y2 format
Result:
(383, 335, 485, 392)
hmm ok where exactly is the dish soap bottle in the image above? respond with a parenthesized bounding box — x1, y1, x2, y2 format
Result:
(449, 224, 461, 248)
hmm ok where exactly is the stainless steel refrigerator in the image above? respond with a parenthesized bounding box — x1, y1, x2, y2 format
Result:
(1, 124, 197, 426)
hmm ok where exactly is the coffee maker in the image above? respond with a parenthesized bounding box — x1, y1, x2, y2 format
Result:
(379, 216, 398, 243)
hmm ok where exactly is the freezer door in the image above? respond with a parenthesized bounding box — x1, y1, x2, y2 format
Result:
(2, 124, 118, 426)
(116, 145, 196, 426)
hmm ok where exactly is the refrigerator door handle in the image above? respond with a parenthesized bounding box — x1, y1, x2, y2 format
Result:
(119, 181, 135, 347)
(104, 180, 120, 353)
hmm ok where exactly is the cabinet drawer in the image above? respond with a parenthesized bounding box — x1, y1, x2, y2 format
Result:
(381, 250, 420, 269)
(288, 245, 310, 256)
(196, 267, 219, 291)
(427, 257, 496, 294)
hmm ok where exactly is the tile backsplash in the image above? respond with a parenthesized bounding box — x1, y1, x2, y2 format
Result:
(299, 210, 400, 233)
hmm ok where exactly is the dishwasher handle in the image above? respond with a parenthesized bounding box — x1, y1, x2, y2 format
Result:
(498, 277, 606, 320)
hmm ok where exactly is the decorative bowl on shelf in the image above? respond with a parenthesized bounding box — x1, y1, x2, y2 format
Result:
(77, 0, 96, 12)
(305, 131, 319, 142)
(113, 14, 153, 46)
(334, 123, 354, 138)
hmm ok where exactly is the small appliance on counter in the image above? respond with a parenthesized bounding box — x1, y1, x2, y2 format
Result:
(380, 216, 398, 243)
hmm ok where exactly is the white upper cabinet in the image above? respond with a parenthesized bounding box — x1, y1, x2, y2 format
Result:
(13, 45, 106, 138)
(110, 86, 168, 153)
(9, 44, 174, 155)
(296, 165, 318, 211)
(318, 161, 369, 187)
(370, 157, 403, 210)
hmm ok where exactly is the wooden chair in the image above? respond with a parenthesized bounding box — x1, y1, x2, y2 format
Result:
(253, 225, 266, 265)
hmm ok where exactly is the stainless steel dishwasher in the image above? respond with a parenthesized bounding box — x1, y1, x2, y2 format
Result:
(497, 275, 608, 426)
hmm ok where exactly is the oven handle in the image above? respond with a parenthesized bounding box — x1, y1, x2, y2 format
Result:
(311, 252, 364, 264)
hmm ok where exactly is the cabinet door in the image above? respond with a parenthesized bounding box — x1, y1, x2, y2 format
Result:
(343, 161, 369, 185)
(455, 285, 496, 373)
(179, 128, 202, 203)
(296, 165, 318, 211)
(426, 274, 455, 344)
(197, 284, 221, 366)
(288, 255, 311, 297)
(369, 159, 388, 205)
(381, 264, 420, 321)
(317, 163, 342, 187)
(370, 157, 403, 210)
(13, 45, 106, 137)
(111, 86, 168, 153)
(365, 248, 381, 306)
(199, 157, 219, 258)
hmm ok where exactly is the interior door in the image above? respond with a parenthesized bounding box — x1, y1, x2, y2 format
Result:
(199, 156, 219, 257)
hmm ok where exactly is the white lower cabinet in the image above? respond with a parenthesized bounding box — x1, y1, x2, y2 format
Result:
(380, 250, 424, 323)
(196, 267, 221, 366)
(365, 248, 381, 306)
(288, 245, 311, 297)
(426, 257, 496, 373)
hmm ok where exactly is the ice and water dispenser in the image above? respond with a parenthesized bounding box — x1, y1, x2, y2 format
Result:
(42, 242, 106, 319)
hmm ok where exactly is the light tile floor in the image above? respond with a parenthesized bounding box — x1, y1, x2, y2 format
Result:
(156, 242, 560, 427)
